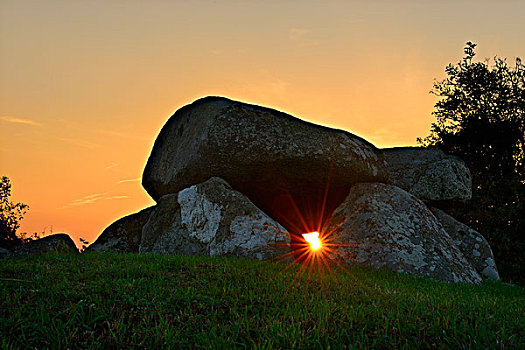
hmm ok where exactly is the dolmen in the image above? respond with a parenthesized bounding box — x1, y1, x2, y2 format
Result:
(88, 96, 499, 284)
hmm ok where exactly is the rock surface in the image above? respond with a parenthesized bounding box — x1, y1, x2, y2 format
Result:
(142, 96, 387, 234)
(88, 207, 155, 253)
(382, 147, 471, 201)
(430, 207, 499, 281)
(327, 183, 482, 284)
(13, 234, 78, 255)
(140, 177, 290, 260)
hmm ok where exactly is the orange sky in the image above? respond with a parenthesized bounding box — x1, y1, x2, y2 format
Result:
(1, 0, 524, 248)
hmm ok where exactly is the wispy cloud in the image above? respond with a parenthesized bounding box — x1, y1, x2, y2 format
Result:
(98, 129, 149, 141)
(289, 28, 311, 41)
(56, 137, 99, 149)
(288, 28, 319, 47)
(117, 178, 141, 184)
(58, 193, 106, 209)
(240, 71, 291, 101)
(58, 193, 129, 209)
(106, 195, 129, 200)
(0, 116, 42, 126)
(106, 162, 118, 169)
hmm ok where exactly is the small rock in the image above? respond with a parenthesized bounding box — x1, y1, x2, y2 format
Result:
(0, 247, 11, 259)
(13, 234, 78, 255)
(87, 206, 155, 253)
(430, 207, 499, 280)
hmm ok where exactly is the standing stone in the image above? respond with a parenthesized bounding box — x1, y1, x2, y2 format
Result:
(430, 207, 499, 280)
(382, 147, 472, 201)
(140, 177, 290, 261)
(87, 207, 155, 253)
(327, 183, 482, 284)
(142, 96, 387, 235)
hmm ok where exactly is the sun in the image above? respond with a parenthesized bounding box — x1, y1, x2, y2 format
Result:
(302, 231, 322, 251)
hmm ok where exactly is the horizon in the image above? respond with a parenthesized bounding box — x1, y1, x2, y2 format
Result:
(1, 0, 524, 248)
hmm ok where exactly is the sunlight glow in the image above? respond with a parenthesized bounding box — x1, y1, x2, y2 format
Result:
(302, 231, 322, 251)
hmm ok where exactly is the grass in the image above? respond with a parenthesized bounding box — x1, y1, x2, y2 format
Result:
(0, 252, 523, 349)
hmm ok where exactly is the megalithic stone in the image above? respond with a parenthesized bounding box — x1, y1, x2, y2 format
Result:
(142, 96, 387, 239)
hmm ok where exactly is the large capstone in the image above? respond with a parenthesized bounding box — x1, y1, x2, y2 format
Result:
(382, 147, 472, 201)
(142, 96, 386, 235)
(430, 207, 499, 281)
(327, 183, 482, 284)
(139, 177, 290, 260)
(87, 207, 155, 253)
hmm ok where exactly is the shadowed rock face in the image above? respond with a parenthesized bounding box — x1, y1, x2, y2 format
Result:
(140, 177, 290, 261)
(430, 207, 499, 281)
(87, 207, 155, 253)
(328, 183, 482, 284)
(142, 96, 387, 237)
(382, 147, 472, 201)
(13, 234, 78, 255)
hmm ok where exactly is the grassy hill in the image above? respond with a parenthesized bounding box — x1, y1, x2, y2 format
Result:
(1, 252, 523, 349)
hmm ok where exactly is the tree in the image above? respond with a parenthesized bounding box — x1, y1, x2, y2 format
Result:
(419, 42, 525, 284)
(0, 176, 29, 249)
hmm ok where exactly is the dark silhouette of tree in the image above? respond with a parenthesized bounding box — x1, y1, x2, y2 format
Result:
(0, 176, 29, 249)
(419, 42, 525, 284)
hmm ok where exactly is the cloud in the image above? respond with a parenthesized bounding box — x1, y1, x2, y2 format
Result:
(56, 137, 99, 149)
(239, 71, 291, 101)
(289, 28, 311, 41)
(106, 195, 129, 200)
(106, 162, 118, 169)
(58, 193, 129, 209)
(98, 129, 149, 141)
(58, 193, 106, 209)
(288, 28, 319, 47)
(117, 178, 141, 184)
(81, 193, 105, 200)
(0, 116, 42, 126)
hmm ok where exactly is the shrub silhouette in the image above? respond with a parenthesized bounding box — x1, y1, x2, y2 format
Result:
(0, 176, 29, 249)
(419, 42, 525, 284)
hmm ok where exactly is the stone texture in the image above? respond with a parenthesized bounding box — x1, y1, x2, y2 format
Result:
(327, 183, 482, 284)
(142, 96, 387, 234)
(382, 147, 471, 201)
(87, 207, 155, 253)
(140, 177, 290, 260)
(430, 207, 499, 281)
(0, 247, 11, 259)
(13, 234, 78, 255)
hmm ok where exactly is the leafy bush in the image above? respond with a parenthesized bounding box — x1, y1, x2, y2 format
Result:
(0, 176, 29, 249)
(419, 42, 525, 285)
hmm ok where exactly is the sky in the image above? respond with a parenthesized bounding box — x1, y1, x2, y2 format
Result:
(1, 0, 524, 248)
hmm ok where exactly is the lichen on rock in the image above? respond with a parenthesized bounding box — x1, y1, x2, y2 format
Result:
(139, 177, 290, 260)
(327, 183, 482, 284)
